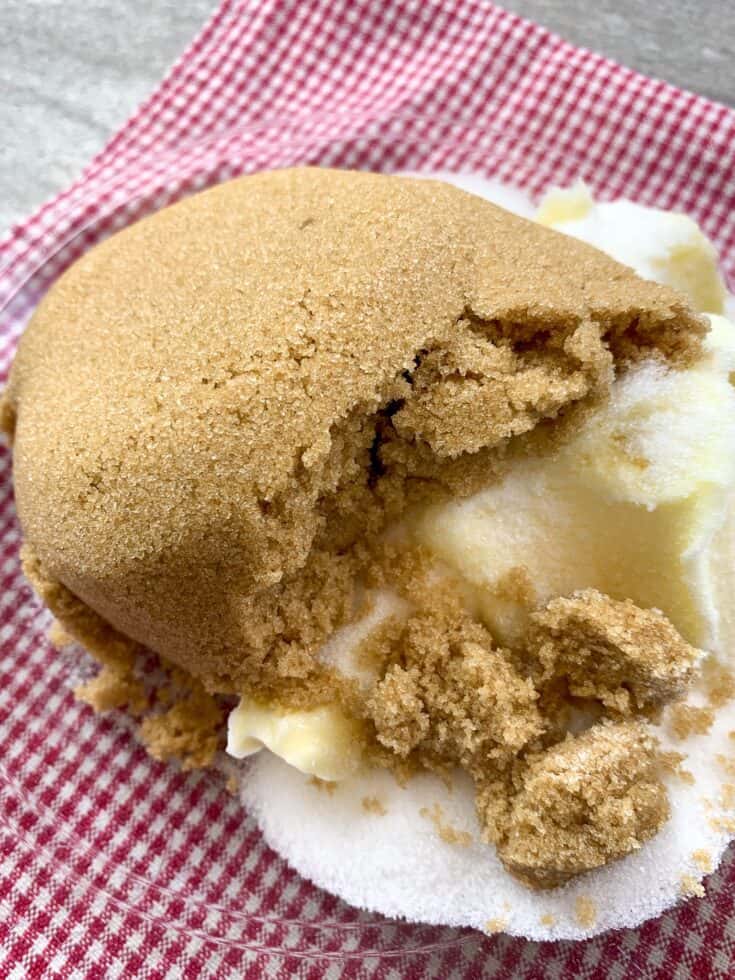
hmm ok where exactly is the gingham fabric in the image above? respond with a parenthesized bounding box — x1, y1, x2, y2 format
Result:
(1, 1, 735, 976)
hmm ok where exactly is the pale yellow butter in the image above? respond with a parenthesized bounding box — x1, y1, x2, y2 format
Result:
(227, 699, 362, 781)
(537, 182, 726, 314)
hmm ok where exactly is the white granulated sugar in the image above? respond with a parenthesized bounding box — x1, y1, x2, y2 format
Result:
(239, 676, 735, 941)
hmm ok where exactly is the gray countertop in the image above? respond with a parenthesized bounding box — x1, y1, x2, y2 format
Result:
(1, 0, 733, 236)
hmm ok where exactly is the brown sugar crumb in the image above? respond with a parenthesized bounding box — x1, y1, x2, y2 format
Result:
(26, 544, 227, 770)
(309, 776, 337, 795)
(659, 751, 695, 785)
(420, 803, 473, 847)
(485, 918, 508, 934)
(717, 754, 735, 777)
(0, 389, 16, 442)
(393, 313, 620, 462)
(363, 541, 436, 605)
(490, 722, 669, 889)
(721, 784, 735, 809)
(540, 913, 556, 927)
(529, 589, 701, 715)
(669, 705, 715, 740)
(680, 874, 705, 898)
(362, 796, 387, 816)
(702, 658, 735, 708)
(489, 566, 537, 608)
(367, 597, 543, 774)
(575, 896, 597, 928)
(138, 685, 223, 771)
(710, 815, 735, 833)
(226, 774, 239, 796)
(692, 849, 713, 873)
(47, 619, 73, 649)
(75, 664, 147, 715)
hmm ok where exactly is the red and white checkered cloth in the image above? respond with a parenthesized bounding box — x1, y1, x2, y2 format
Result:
(2, 1, 735, 976)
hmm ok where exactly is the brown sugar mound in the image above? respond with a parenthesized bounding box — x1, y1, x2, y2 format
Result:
(490, 722, 669, 889)
(3, 168, 704, 696)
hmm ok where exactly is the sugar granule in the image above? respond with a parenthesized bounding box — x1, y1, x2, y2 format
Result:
(702, 659, 735, 708)
(716, 754, 735, 776)
(575, 897, 597, 928)
(47, 619, 73, 649)
(420, 803, 473, 847)
(309, 777, 337, 795)
(680, 875, 705, 898)
(669, 705, 715, 740)
(692, 849, 712, 873)
(362, 796, 387, 816)
(709, 815, 735, 833)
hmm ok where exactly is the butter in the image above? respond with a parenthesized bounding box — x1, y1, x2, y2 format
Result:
(537, 182, 726, 314)
(415, 330, 735, 651)
(536, 180, 595, 226)
(704, 313, 735, 377)
(227, 698, 363, 781)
